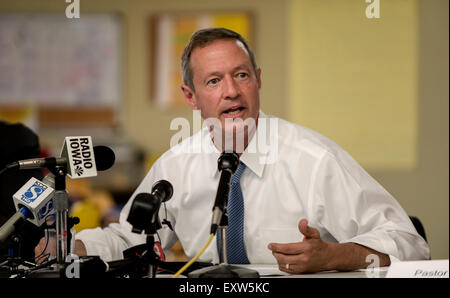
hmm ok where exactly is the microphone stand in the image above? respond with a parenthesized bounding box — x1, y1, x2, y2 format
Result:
(50, 165, 69, 269)
(24, 165, 69, 278)
(188, 218, 259, 278)
(217, 217, 228, 264)
(188, 152, 259, 278)
(143, 226, 159, 278)
(126, 192, 166, 278)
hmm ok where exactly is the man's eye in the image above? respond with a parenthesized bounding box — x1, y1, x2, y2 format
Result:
(208, 78, 219, 85)
(237, 73, 248, 79)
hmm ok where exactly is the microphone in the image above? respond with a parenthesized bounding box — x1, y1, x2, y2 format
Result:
(151, 180, 173, 204)
(60, 137, 114, 178)
(0, 176, 55, 243)
(7, 145, 115, 176)
(127, 180, 173, 234)
(210, 151, 240, 234)
(90, 145, 115, 172)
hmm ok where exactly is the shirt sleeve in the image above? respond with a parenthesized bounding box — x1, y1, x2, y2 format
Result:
(310, 150, 430, 261)
(75, 157, 179, 262)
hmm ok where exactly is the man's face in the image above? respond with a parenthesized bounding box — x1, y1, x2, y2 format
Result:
(181, 39, 261, 133)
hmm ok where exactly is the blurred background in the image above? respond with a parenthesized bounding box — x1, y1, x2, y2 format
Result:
(0, 0, 447, 261)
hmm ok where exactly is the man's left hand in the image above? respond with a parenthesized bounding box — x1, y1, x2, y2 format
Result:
(267, 218, 334, 274)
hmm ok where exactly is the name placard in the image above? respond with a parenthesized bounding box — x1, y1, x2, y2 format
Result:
(385, 260, 449, 278)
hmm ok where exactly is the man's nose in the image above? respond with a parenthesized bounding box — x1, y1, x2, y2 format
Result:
(223, 76, 240, 99)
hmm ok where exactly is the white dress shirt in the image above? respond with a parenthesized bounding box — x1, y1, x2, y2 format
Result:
(76, 112, 430, 264)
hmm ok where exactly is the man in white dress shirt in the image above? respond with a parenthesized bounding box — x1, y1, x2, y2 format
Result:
(39, 28, 430, 274)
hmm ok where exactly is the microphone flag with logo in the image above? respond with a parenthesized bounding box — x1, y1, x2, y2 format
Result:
(12, 177, 55, 227)
(60, 136, 98, 179)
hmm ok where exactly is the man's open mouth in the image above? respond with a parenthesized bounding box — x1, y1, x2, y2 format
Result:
(222, 106, 245, 116)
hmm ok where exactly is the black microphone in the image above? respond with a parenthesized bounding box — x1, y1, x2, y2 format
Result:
(88, 145, 115, 171)
(151, 180, 173, 203)
(210, 151, 239, 234)
(127, 180, 173, 234)
(5, 145, 115, 172)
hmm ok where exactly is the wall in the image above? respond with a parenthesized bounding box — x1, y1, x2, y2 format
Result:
(288, 0, 419, 171)
(371, 0, 448, 260)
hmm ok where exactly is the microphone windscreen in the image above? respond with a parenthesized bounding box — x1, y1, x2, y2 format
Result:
(152, 180, 173, 202)
(93, 146, 115, 171)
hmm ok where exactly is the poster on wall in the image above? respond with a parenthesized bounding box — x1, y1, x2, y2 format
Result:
(0, 13, 122, 126)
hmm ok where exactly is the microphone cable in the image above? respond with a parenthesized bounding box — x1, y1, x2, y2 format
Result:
(0, 164, 14, 177)
(172, 233, 214, 278)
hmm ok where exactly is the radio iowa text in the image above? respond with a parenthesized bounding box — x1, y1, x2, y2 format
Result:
(69, 137, 94, 170)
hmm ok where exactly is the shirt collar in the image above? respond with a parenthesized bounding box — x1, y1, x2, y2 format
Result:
(208, 111, 270, 178)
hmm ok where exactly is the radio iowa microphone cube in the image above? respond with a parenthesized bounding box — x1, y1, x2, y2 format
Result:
(60, 136, 98, 178)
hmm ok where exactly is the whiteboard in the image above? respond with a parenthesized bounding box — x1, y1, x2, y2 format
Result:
(0, 13, 122, 107)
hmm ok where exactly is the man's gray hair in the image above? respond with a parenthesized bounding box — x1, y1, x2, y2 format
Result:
(181, 27, 258, 91)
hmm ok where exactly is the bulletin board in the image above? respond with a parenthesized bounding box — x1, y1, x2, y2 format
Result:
(0, 13, 122, 126)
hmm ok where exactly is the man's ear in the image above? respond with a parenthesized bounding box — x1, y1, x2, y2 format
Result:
(256, 68, 262, 90)
(181, 84, 198, 110)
